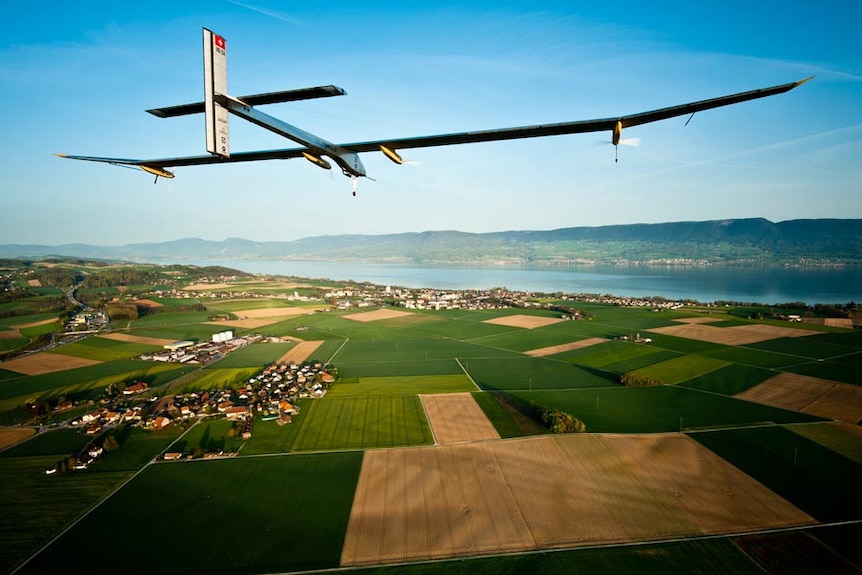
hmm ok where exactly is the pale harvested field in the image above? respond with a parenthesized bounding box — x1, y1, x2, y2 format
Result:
(738, 372, 862, 423)
(1, 352, 101, 376)
(0, 427, 35, 449)
(100, 332, 176, 346)
(340, 434, 813, 567)
(673, 316, 722, 324)
(421, 393, 499, 445)
(0, 329, 22, 340)
(483, 315, 564, 329)
(277, 340, 324, 364)
(525, 337, 608, 357)
(133, 298, 162, 308)
(27, 279, 41, 287)
(648, 322, 817, 345)
(233, 307, 319, 319)
(12, 318, 59, 329)
(344, 309, 414, 322)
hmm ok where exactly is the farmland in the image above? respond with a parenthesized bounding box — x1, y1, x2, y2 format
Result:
(0, 261, 859, 574)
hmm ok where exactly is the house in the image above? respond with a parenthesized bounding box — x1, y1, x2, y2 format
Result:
(81, 409, 102, 423)
(123, 381, 149, 395)
(163, 452, 183, 460)
(152, 416, 171, 429)
(224, 406, 250, 420)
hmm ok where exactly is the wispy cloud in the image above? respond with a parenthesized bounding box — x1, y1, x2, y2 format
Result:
(224, 0, 306, 27)
(585, 124, 862, 190)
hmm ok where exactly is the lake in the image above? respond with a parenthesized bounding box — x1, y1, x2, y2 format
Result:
(183, 260, 862, 305)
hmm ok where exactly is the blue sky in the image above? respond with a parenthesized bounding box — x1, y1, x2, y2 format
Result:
(2, 1, 860, 245)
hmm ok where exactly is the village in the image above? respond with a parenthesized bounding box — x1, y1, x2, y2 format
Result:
(54, 353, 336, 471)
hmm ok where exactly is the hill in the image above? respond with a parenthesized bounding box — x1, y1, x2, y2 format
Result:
(2, 218, 861, 265)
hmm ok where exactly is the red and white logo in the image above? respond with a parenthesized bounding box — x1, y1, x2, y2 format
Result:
(214, 35, 226, 50)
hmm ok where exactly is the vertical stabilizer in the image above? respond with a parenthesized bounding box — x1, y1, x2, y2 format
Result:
(203, 28, 229, 158)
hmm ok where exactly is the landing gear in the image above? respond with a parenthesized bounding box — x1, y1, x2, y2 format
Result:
(351, 175, 358, 196)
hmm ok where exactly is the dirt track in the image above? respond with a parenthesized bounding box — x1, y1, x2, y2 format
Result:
(340, 434, 813, 567)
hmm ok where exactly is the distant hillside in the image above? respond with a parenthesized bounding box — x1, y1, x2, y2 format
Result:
(2, 218, 861, 265)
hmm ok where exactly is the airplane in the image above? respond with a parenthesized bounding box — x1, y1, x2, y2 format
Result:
(57, 28, 812, 195)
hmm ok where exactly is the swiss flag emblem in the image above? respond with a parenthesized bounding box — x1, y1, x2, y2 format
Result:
(215, 35, 226, 50)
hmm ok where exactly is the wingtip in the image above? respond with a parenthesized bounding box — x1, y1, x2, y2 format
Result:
(796, 76, 815, 87)
(54, 153, 67, 158)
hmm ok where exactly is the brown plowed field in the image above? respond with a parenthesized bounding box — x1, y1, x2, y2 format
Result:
(483, 315, 563, 329)
(343, 309, 414, 322)
(649, 322, 817, 345)
(0, 329, 22, 340)
(738, 372, 862, 423)
(0, 427, 35, 449)
(1, 352, 101, 376)
(132, 299, 162, 308)
(100, 333, 176, 346)
(421, 393, 500, 444)
(525, 337, 607, 357)
(276, 340, 324, 364)
(340, 434, 813, 567)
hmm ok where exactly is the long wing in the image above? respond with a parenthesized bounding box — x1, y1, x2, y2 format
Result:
(56, 77, 811, 175)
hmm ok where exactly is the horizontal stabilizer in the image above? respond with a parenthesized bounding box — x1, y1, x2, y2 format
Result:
(147, 85, 347, 118)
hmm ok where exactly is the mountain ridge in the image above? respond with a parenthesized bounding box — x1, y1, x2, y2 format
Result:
(2, 218, 861, 265)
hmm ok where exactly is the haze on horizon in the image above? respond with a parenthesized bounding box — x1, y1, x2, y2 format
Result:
(2, 1, 860, 246)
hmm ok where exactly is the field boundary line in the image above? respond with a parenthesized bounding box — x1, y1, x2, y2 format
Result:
(418, 395, 439, 446)
(455, 358, 481, 391)
(327, 337, 349, 364)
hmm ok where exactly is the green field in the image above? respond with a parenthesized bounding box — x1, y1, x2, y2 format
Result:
(167, 417, 245, 455)
(679, 363, 777, 395)
(327, 374, 476, 397)
(691, 425, 862, 522)
(631, 354, 731, 385)
(467, 356, 616, 390)
(293, 395, 432, 450)
(51, 337, 160, 362)
(786, 422, 862, 464)
(209, 341, 294, 368)
(509, 385, 825, 433)
(18, 452, 364, 575)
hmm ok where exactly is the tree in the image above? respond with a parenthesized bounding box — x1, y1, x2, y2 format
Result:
(539, 408, 586, 434)
(102, 435, 120, 452)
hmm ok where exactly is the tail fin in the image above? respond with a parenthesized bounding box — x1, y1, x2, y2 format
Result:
(203, 28, 230, 158)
